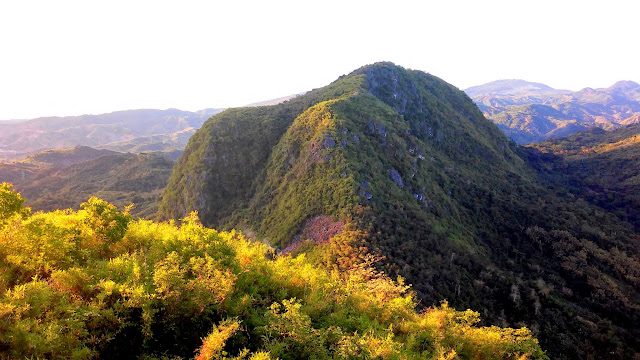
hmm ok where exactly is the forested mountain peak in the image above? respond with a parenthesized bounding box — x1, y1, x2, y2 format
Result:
(159, 62, 640, 358)
(160, 61, 520, 230)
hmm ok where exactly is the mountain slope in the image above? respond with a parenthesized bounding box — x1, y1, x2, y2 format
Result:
(0, 108, 224, 160)
(527, 124, 640, 231)
(159, 63, 640, 359)
(159, 74, 367, 226)
(466, 80, 640, 143)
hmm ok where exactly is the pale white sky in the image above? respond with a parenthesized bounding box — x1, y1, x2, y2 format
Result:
(0, 0, 638, 120)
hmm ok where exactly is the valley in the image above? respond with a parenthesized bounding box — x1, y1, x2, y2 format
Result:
(526, 123, 640, 231)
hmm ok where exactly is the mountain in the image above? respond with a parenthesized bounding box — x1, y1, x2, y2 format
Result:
(0, 146, 117, 184)
(0, 108, 225, 160)
(466, 80, 640, 143)
(526, 123, 640, 231)
(465, 79, 569, 99)
(159, 63, 640, 359)
(0, 146, 174, 218)
(13, 145, 117, 167)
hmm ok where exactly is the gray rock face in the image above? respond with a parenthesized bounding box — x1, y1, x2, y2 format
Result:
(358, 181, 373, 200)
(389, 169, 403, 188)
(324, 136, 336, 148)
(367, 120, 387, 136)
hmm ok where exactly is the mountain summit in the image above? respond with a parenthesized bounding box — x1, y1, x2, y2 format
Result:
(159, 63, 639, 359)
(464, 79, 563, 98)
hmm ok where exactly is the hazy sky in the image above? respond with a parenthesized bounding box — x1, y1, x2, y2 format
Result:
(0, 0, 638, 120)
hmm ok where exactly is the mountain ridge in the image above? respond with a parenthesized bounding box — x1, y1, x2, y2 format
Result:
(159, 62, 640, 359)
(464, 79, 567, 98)
(0, 108, 225, 160)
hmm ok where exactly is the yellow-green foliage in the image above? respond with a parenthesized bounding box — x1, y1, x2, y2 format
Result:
(0, 188, 546, 359)
(0, 183, 30, 224)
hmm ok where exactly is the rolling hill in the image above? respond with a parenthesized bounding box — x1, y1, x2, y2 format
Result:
(159, 63, 640, 359)
(0, 146, 174, 218)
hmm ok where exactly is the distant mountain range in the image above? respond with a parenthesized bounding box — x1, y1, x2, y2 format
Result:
(0, 108, 225, 160)
(525, 123, 640, 231)
(465, 79, 640, 143)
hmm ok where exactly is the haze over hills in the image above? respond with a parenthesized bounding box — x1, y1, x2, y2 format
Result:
(466, 79, 640, 143)
(159, 62, 640, 359)
(0, 108, 225, 160)
(465, 79, 570, 99)
(0, 97, 304, 214)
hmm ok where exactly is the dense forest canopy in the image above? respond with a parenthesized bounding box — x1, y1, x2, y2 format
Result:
(525, 124, 640, 231)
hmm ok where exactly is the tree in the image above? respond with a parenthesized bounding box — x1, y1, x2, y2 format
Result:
(0, 182, 30, 223)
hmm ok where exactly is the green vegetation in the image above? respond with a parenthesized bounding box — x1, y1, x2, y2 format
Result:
(159, 73, 368, 226)
(159, 63, 640, 359)
(527, 124, 640, 230)
(0, 186, 545, 359)
(1, 149, 175, 218)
